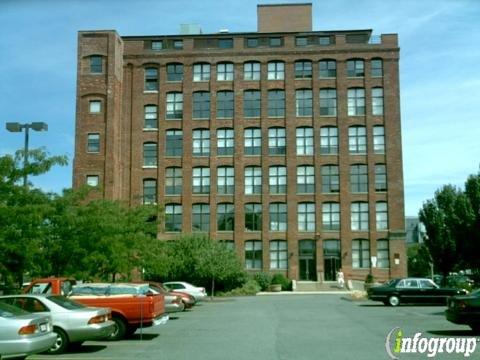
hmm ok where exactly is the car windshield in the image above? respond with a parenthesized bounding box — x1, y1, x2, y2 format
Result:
(384, 279, 398, 287)
(471, 289, 480, 296)
(47, 295, 86, 309)
(0, 301, 30, 317)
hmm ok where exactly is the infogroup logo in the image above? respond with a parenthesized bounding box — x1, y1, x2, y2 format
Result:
(385, 327, 478, 359)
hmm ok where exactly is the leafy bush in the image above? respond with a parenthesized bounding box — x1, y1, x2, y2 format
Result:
(217, 279, 260, 296)
(252, 272, 272, 291)
(365, 274, 375, 284)
(271, 273, 292, 291)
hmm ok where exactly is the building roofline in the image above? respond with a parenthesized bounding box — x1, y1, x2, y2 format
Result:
(257, 3, 312, 7)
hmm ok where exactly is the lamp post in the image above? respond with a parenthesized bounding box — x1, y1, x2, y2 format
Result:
(5, 122, 48, 188)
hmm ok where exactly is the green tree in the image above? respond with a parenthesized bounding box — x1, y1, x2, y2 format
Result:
(464, 173, 480, 272)
(407, 244, 432, 277)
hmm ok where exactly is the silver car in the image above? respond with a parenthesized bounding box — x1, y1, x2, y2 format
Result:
(0, 301, 56, 359)
(0, 295, 114, 354)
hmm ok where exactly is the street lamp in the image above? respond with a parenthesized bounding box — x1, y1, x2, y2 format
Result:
(5, 122, 48, 188)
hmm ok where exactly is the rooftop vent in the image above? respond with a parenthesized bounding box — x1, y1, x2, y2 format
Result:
(180, 24, 202, 35)
(218, 29, 229, 33)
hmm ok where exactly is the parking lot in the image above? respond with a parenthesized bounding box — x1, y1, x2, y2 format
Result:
(30, 294, 477, 360)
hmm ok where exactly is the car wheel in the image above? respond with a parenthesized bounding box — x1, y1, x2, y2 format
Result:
(388, 295, 400, 307)
(126, 326, 138, 337)
(49, 327, 69, 354)
(109, 316, 127, 340)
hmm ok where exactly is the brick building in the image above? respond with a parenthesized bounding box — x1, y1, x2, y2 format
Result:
(73, 3, 407, 283)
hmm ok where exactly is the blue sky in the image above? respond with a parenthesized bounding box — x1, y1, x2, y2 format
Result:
(0, 0, 479, 216)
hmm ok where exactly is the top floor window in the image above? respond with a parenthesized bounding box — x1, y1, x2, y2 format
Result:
(193, 63, 210, 82)
(244, 61, 260, 80)
(295, 37, 308, 46)
(371, 59, 383, 77)
(319, 36, 331, 45)
(218, 38, 233, 49)
(269, 37, 282, 47)
(145, 67, 158, 91)
(90, 55, 102, 74)
(347, 59, 365, 77)
(268, 61, 285, 80)
(151, 41, 163, 51)
(167, 63, 183, 81)
(217, 62, 234, 81)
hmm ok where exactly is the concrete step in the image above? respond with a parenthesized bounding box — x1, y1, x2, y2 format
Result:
(294, 281, 347, 292)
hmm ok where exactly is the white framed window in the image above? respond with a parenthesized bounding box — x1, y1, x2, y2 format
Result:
(372, 88, 384, 116)
(244, 61, 260, 80)
(192, 129, 210, 156)
(376, 202, 388, 230)
(245, 166, 262, 194)
(298, 202, 315, 232)
(89, 100, 101, 113)
(270, 240, 288, 269)
(86, 175, 99, 187)
(296, 127, 314, 155)
(193, 63, 210, 81)
(217, 62, 234, 81)
(267, 61, 284, 80)
(351, 202, 369, 231)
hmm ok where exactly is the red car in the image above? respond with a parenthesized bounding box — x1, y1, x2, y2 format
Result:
(141, 281, 196, 310)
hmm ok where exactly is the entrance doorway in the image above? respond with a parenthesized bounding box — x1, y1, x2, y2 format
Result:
(323, 240, 341, 281)
(299, 240, 317, 281)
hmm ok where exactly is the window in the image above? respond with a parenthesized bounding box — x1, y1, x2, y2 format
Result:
(267, 61, 284, 80)
(220, 240, 235, 251)
(87, 133, 100, 153)
(143, 179, 157, 204)
(322, 202, 340, 230)
(151, 41, 163, 51)
(244, 61, 260, 80)
(351, 202, 369, 231)
(193, 63, 210, 81)
(192, 129, 210, 156)
(86, 175, 99, 187)
(268, 90, 285, 117)
(297, 165, 315, 194)
(319, 36, 331, 45)
(269, 37, 282, 47)
(166, 63, 183, 81)
(217, 166, 234, 195)
(246, 38, 259, 48)
(192, 167, 210, 194)
(352, 239, 370, 268)
(295, 37, 308, 46)
(145, 67, 158, 91)
(321, 165, 339, 193)
(296, 127, 314, 155)
(173, 40, 183, 49)
(269, 203, 287, 231)
(372, 88, 384, 116)
(296, 89, 313, 116)
(244, 128, 261, 155)
(347, 59, 365, 77)
(350, 164, 368, 193)
(348, 88, 366, 116)
(349, 126, 367, 154)
(243, 90, 261, 117)
(319, 60, 336, 78)
(375, 164, 387, 192)
(217, 203, 234, 231)
(165, 167, 182, 195)
(165, 204, 182, 232)
(245, 203, 262, 231)
(89, 55, 102, 73)
(192, 91, 210, 119)
(376, 202, 388, 230)
(217, 62, 234, 81)
(192, 204, 210, 232)
(218, 38, 233, 48)
(216, 91, 234, 118)
(217, 128, 234, 156)
(269, 166, 287, 194)
(143, 142, 157, 167)
(320, 127, 338, 154)
(270, 241, 287, 269)
(89, 100, 101, 113)
(165, 130, 183, 156)
(377, 239, 389, 268)
(268, 127, 286, 155)
(295, 61, 312, 79)
(245, 240, 262, 269)
(298, 202, 315, 232)
(371, 59, 383, 77)
(245, 166, 262, 194)
(373, 126, 385, 154)
(144, 105, 157, 129)
(319, 89, 337, 116)
(166, 92, 183, 119)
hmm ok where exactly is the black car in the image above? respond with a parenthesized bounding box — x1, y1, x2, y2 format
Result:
(446, 289, 480, 333)
(367, 278, 468, 306)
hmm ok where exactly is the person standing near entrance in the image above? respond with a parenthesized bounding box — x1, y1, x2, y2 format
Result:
(336, 268, 345, 288)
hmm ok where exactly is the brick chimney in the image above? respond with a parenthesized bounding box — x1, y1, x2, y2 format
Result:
(257, 3, 312, 33)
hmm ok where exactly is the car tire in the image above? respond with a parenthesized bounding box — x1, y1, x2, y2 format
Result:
(109, 316, 127, 340)
(388, 295, 400, 307)
(49, 327, 69, 354)
(126, 326, 138, 337)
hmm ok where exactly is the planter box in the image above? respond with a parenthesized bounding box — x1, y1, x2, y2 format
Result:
(269, 284, 282, 292)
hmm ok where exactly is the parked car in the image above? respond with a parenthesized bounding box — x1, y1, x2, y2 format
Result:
(142, 283, 185, 313)
(445, 288, 480, 333)
(367, 278, 468, 306)
(145, 281, 196, 310)
(0, 301, 56, 359)
(164, 281, 207, 302)
(0, 294, 114, 354)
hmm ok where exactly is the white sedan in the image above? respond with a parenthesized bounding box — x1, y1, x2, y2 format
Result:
(164, 282, 207, 301)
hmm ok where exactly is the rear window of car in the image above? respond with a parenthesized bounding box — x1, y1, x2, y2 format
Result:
(0, 301, 30, 317)
(47, 295, 85, 309)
